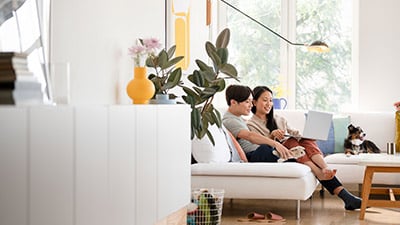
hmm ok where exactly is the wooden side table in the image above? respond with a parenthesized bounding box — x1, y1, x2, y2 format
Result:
(358, 155, 400, 220)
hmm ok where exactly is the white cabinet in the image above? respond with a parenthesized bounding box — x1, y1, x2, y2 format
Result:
(0, 105, 191, 225)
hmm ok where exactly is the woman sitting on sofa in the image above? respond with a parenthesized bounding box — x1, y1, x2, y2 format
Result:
(246, 85, 361, 210)
(222, 85, 294, 163)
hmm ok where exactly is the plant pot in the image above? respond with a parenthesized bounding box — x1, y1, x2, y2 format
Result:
(150, 94, 176, 104)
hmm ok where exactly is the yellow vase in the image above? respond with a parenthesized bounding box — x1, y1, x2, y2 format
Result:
(126, 67, 155, 104)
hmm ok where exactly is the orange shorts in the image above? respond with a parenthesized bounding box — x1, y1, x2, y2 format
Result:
(283, 138, 322, 164)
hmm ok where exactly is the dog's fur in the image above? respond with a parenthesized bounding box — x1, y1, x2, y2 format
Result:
(273, 146, 306, 163)
(344, 124, 380, 155)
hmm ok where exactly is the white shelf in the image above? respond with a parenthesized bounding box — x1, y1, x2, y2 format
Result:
(0, 105, 191, 225)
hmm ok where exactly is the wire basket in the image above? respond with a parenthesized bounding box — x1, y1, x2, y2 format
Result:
(187, 188, 224, 225)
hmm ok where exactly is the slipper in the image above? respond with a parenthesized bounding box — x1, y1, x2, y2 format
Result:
(237, 218, 286, 224)
(237, 218, 276, 223)
(247, 212, 266, 219)
(266, 212, 285, 221)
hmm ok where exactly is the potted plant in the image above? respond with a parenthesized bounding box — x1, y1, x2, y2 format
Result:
(146, 45, 184, 103)
(181, 28, 239, 145)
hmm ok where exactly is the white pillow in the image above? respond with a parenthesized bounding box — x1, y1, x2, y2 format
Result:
(192, 124, 231, 163)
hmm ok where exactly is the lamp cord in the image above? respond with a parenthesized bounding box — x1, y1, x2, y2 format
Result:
(219, 0, 305, 46)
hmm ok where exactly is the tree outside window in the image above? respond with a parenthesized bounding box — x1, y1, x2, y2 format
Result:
(225, 0, 352, 112)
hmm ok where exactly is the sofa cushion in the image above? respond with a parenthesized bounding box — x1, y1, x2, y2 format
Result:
(324, 153, 364, 164)
(317, 115, 350, 155)
(226, 129, 248, 162)
(191, 162, 311, 178)
(191, 125, 231, 163)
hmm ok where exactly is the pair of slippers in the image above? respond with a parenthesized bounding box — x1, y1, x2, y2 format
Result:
(237, 212, 286, 223)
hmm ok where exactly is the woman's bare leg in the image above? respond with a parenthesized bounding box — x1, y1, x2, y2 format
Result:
(310, 154, 337, 178)
(303, 161, 334, 180)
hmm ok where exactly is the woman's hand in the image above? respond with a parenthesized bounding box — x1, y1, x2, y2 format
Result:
(271, 129, 285, 140)
(274, 142, 293, 160)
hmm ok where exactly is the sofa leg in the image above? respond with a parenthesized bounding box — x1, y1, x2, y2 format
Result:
(296, 200, 300, 220)
(319, 185, 325, 198)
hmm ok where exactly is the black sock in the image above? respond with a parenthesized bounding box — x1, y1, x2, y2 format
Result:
(338, 189, 362, 210)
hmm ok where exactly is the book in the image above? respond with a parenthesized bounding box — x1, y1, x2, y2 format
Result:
(0, 78, 42, 90)
(0, 70, 35, 82)
(0, 61, 29, 71)
(0, 52, 28, 58)
(0, 69, 34, 76)
(0, 90, 14, 104)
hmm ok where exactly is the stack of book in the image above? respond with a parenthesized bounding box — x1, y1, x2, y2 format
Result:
(0, 52, 45, 105)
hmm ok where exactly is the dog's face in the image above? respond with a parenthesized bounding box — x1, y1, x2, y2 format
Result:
(347, 124, 366, 146)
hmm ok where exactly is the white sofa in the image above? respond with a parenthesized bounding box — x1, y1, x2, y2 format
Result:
(191, 110, 399, 219)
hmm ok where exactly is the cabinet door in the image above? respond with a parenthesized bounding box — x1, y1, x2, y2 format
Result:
(135, 105, 158, 225)
(157, 105, 191, 220)
(29, 106, 74, 225)
(0, 107, 28, 225)
(109, 106, 137, 225)
(75, 106, 109, 225)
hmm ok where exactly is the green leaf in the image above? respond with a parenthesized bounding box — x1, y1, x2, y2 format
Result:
(215, 28, 230, 49)
(205, 129, 215, 146)
(161, 56, 184, 70)
(191, 108, 201, 130)
(162, 68, 182, 90)
(166, 45, 177, 58)
(195, 60, 213, 72)
(211, 109, 222, 127)
(188, 70, 205, 87)
(205, 42, 217, 59)
(200, 87, 217, 99)
(217, 48, 228, 64)
(210, 78, 226, 92)
(200, 70, 216, 83)
(220, 63, 238, 79)
(157, 50, 168, 68)
(145, 57, 156, 67)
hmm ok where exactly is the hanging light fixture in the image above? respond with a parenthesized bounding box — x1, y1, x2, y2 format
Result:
(219, 0, 330, 53)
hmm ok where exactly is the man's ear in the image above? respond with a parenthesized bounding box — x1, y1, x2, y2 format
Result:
(230, 99, 237, 106)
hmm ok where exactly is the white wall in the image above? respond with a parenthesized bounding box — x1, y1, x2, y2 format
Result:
(51, 0, 211, 105)
(51, 0, 400, 110)
(358, 0, 400, 111)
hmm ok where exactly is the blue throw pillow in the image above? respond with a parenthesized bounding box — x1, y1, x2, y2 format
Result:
(316, 121, 335, 155)
(316, 116, 350, 155)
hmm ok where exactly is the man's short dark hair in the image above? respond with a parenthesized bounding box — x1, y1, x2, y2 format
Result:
(225, 85, 253, 106)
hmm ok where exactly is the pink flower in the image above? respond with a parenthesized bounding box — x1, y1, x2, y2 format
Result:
(128, 45, 146, 56)
(128, 38, 162, 67)
(143, 38, 162, 51)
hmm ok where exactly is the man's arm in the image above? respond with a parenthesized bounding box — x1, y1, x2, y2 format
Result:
(237, 129, 293, 160)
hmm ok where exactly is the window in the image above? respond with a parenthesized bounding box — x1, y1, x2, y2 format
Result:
(0, 0, 50, 98)
(221, 0, 353, 112)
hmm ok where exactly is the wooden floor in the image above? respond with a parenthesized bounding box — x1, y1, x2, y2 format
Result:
(220, 191, 400, 225)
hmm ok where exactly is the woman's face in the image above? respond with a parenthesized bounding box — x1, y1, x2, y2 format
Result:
(254, 90, 273, 115)
(232, 95, 253, 116)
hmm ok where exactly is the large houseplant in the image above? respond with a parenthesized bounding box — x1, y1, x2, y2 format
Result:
(181, 28, 239, 145)
(146, 45, 184, 101)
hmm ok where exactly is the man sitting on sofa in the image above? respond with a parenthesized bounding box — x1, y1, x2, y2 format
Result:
(222, 84, 362, 210)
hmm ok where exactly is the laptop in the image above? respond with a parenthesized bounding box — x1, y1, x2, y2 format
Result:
(285, 110, 333, 141)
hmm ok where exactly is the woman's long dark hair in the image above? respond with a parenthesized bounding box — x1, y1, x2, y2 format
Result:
(252, 86, 278, 131)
